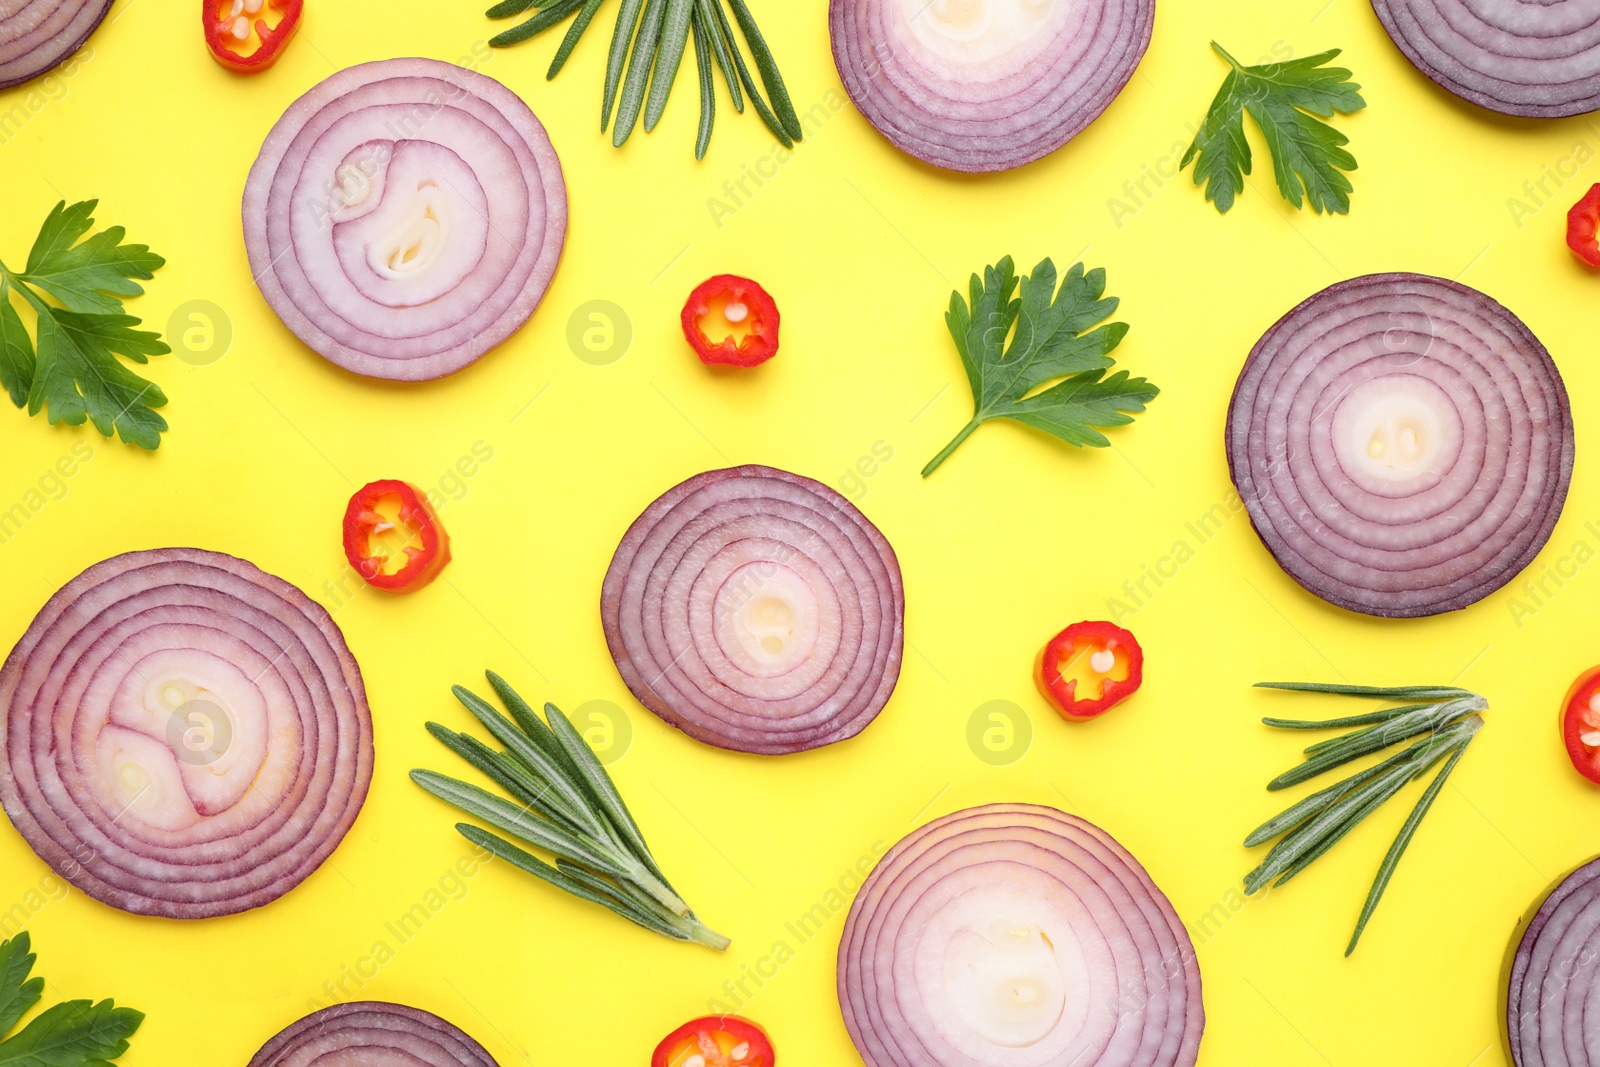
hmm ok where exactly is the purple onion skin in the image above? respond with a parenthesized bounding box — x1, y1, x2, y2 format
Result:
(0, 0, 111, 91)
(247, 1002, 499, 1066)
(1371, 0, 1600, 119)
(1227, 272, 1574, 619)
(828, 0, 1155, 173)
(1504, 857, 1600, 1066)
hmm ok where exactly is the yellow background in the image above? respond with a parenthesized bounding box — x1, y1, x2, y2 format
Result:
(0, 0, 1595, 1063)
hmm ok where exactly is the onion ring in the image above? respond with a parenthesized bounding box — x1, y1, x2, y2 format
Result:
(247, 1002, 498, 1066)
(243, 57, 567, 381)
(0, 548, 373, 919)
(1371, 0, 1600, 118)
(829, 0, 1155, 172)
(601, 465, 904, 755)
(1505, 856, 1600, 1067)
(1227, 272, 1573, 618)
(0, 0, 108, 91)
(839, 803, 1204, 1067)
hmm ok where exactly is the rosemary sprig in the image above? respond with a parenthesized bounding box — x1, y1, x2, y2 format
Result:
(1244, 682, 1486, 955)
(484, 0, 800, 158)
(412, 672, 730, 951)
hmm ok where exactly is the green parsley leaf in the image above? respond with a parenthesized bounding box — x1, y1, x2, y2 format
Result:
(0, 201, 170, 448)
(0, 936, 43, 1039)
(1181, 43, 1366, 215)
(21, 201, 165, 315)
(0, 283, 36, 408)
(29, 309, 170, 450)
(0, 933, 142, 1067)
(923, 256, 1158, 477)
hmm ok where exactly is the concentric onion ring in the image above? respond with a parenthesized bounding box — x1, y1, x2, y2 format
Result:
(839, 804, 1204, 1067)
(243, 57, 567, 381)
(829, 0, 1155, 172)
(601, 465, 904, 755)
(1372, 0, 1600, 118)
(247, 1002, 499, 1067)
(0, 0, 107, 91)
(1505, 857, 1600, 1067)
(1227, 273, 1573, 618)
(0, 548, 373, 919)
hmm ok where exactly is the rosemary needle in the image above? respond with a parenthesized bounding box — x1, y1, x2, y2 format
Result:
(1244, 682, 1487, 954)
(691, 13, 715, 158)
(414, 673, 730, 951)
(483, 0, 798, 155)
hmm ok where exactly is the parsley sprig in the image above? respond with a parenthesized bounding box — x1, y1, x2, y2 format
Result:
(1245, 682, 1485, 955)
(923, 256, 1158, 478)
(0, 931, 143, 1067)
(1181, 43, 1366, 214)
(0, 201, 170, 450)
(484, 0, 801, 159)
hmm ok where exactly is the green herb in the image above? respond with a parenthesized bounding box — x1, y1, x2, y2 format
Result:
(0, 201, 169, 449)
(413, 671, 729, 950)
(0, 932, 143, 1066)
(1181, 43, 1366, 215)
(1244, 681, 1486, 955)
(483, 0, 799, 159)
(923, 256, 1158, 478)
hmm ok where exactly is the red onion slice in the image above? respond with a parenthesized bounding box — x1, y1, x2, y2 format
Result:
(247, 1002, 498, 1066)
(601, 465, 904, 755)
(1505, 857, 1600, 1067)
(0, 0, 108, 91)
(1227, 273, 1573, 619)
(839, 804, 1204, 1067)
(243, 58, 567, 381)
(0, 548, 373, 919)
(1372, 0, 1600, 118)
(829, 0, 1155, 172)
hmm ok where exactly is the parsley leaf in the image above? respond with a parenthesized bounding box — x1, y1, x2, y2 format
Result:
(923, 257, 1158, 477)
(0, 201, 170, 449)
(1181, 43, 1366, 214)
(0, 932, 142, 1067)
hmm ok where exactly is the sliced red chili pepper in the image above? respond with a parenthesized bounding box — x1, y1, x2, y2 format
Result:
(681, 275, 780, 367)
(341, 480, 449, 593)
(1035, 620, 1143, 721)
(1567, 184, 1600, 268)
(1561, 667, 1600, 784)
(651, 1016, 773, 1067)
(204, 0, 302, 73)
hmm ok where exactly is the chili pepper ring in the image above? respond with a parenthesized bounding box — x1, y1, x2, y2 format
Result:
(681, 275, 781, 367)
(342, 480, 450, 593)
(1035, 620, 1144, 721)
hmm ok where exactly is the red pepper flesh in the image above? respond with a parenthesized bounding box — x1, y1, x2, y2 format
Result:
(1561, 667, 1600, 785)
(204, 0, 302, 73)
(341, 480, 449, 593)
(651, 1016, 773, 1067)
(1035, 620, 1143, 721)
(681, 275, 780, 367)
(1567, 184, 1600, 268)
